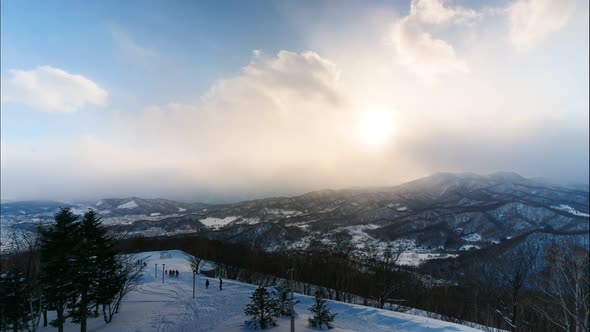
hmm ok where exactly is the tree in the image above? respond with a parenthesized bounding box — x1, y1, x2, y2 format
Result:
(5, 227, 43, 331)
(100, 255, 144, 324)
(528, 240, 589, 332)
(39, 208, 80, 332)
(69, 209, 117, 332)
(365, 242, 404, 309)
(492, 242, 539, 332)
(273, 282, 298, 317)
(0, 271, 30, 332)
(187, 254, 203, 274)
(244, 286, 280, 329)
(308, 288, 336, 329)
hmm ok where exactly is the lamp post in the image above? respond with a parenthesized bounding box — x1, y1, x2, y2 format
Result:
(287, 267, 295, 332)
(155, 263, 158, 278)
(162, 263, 165, 284)
(192, 269, 196, 299)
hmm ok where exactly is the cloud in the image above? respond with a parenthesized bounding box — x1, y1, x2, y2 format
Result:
(508, 0, 576, 50)
(392, 16, 469, 79)
(110, 25, 159, 65)
(410, 0, 480, 25)
(1, 66, 107, 112)
(208, 50, 341, 108)
(1, 51, 356, 200)
(130, 50, 347, 171)
(1, 3, 587, 201)
(389, 0, 478, 80)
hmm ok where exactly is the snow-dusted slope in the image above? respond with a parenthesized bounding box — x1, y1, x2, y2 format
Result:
(117, 199, 139, 209)
(3, 172, 588, 257)
(39, 250, 484, 332)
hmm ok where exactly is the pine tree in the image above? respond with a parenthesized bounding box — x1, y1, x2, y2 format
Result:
(39, 208, 80, 332)
(308, 288, 336, 329)
(273, 283, 298, 317)
(69, 209, 117, 332)
(244, 286, 280, 329)
(95, 216, 128, 324)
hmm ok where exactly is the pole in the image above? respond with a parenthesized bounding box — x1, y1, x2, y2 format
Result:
(155, 264, 157, 278)
(192, 271, 196, 299)
(162, 264, 165, 284)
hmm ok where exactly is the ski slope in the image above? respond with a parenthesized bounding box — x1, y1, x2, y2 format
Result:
(39, 250, 484, 331)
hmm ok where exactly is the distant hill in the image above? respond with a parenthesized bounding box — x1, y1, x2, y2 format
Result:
(3, 172, 588, 268)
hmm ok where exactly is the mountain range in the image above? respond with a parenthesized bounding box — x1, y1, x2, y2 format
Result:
(2, 171, 588, 267)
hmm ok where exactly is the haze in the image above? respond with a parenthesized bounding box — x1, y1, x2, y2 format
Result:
(1, 0, 588, 202)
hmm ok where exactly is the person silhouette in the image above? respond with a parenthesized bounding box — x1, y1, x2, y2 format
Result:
(206, 279, 209, 289)
(219, 277, 223, 291)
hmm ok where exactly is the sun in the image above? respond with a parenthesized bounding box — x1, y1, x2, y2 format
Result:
(359, 111, 394, 146)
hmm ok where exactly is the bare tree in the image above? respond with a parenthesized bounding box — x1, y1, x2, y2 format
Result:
(491, 241, 539, 332)
(102, 255, 145, 323)
(7, 227, 43, 332)
(364, 241, 405, 309)
(527, 240, 589, 332)
(187, 255, 203, 274)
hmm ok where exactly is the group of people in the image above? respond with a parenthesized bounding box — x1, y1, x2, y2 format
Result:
(161, 266, 223, 291)
(165, 269, 180, 278)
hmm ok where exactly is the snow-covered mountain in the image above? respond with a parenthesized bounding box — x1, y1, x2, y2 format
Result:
(3, 172, 588, 266)
(103, 172, 587, 253)
(92, 197, 207, 216)
(37, 250, 485, 332)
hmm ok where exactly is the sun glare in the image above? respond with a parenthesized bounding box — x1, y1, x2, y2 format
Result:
(359, 111, 394, 146)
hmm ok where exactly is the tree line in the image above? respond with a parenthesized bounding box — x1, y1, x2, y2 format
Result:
(115, 232, 588, 332)
(0, 208, 143, 332)
(3, 220, 587, 332)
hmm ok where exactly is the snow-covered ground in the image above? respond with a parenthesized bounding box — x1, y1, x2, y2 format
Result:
(265, 208, 303, 216)
(461, 233, 481, 242)
(39, 250, 483, 332)
(118, 200, 139, 209)
(397, 252, 459, 266)
(458, 245, 480, 251)
(199, 216, 239, 229)
(551, 204, 590, 217)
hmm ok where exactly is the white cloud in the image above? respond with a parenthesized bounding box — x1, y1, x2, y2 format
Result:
(135, 50, 346, 168)
(1, 3, 588, 200)
(508, 0, 576, 50)
(389, 0, 479, 80)
(392, 17, 469, 79)
(1, 66, 107, 112)
(110, 25, 158, 65)
(410, 0, 480, 25)
(1, 51, 356, 200)
(208, 50, 341, 108)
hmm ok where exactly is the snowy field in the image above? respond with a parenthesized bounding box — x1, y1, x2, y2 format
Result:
(39, 250, 483, 332)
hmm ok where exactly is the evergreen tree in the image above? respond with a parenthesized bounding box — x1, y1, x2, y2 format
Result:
(69, 209, 117, 332)
(244, 286, 280, 329)
(39, 208, 80, 332)
(0, 271, 30, 332)
(273, 283, 298, 317)
(308, 288, 336, 329)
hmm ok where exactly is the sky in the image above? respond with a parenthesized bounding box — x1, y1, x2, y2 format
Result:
(1, 0, 588, 202)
